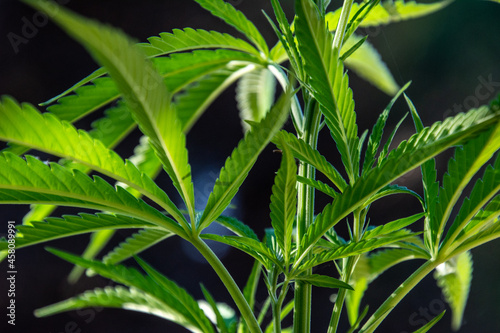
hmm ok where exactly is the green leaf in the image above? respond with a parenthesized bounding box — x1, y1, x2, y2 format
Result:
(135, 256, 216, 333)
(201, 234, 280, 270)
(140, 28, 260, 57)
(35, 284, 213, 333)
(346, 254, 370, 326)
(0, 152, 185, 236)
(269, 0, 303, 76)
(363, 213, 424, 240)
(40, 67, 107, 106)
(435, 126, 500, 251)
(274, 130, 347, 192)
(200, 285, 231, 333)
(26, 0, 196, 224)
(297, 175, 339, 199)
(192, 0, 268, 56)
(236, 67, 276, 133)
(434, 251, 473, 331)
(45, 76, 119, 122)
(412, 310, 446, 333)
(270, 139, 297, 265)
(326, 0, 453, 28)
(43, 249, 215, 333)
(298, 232, 414, 272)
(102, 228, 173, 265)
(155, 49, 261, 93)
(0, 96, 183, 224)
(362, 184, 423, 208)
(0, 213, 155, 251)
(377, 113, 408, 165)
(199, 90, 291, 230)
(294, 274, 353, 290)
(369, 248, 427, 280)
(298, 104, 500, 263)
(295, 0, 359, 182)
(343, 34, 399, 95)
(67, 229, 115, 284)
(363, 82, 411, 175)
(214, 215, 259, 240)
(175, 65, 249, 132)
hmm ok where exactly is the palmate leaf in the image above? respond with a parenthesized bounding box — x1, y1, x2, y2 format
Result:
(269, 0, 303, 76)
(214, 215, 259, 240)
(0, 96, 183, 223)
(201, 234, 280, 270)
(200, 285, 232, 333)
(43, 249, 215, 333)
(363, 213, 424, 239)
(23, 101, 136, 226)
(412, 311, 446, 333)
(103, 228, 173, 265)
(270, 139, 297, 265)
(342, 34, 399, 95)
(297, 175, 339, 198)
(295, 0, 359, 182)
(192, 0, 268, 56)
(297, 105, 500, 262)
(175, 65, 250, 132)
(140, 28, 260, 57)
(198, 90, 291, 230)
(441, 143, 500, 250)
(0, 213, 157, 251)
(451, 200, 500, 257)
(26, 1, 196, 224)
(434, 251, 473, 331)
(35, 285, 209, 333)
(44, 76, 117, 122)
(0, 152, 185, 236)
(41, 50, 259, 139)
(432, 124, 500, 251)
(68, 135, 164, 282)
(294, 274, 353, 290)
(326, 0, 453, 28)
(298, 232, 415, 273)
(236, 67, 276, 133)
(154, 49, 261, 93)
(41, 27, 261, 107)
(274, 130, 348, 192)
(362, 82, 410, 175)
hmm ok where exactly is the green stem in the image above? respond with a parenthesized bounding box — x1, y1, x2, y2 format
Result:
(191, 236, 262, 333)
(332, 0, 354, 51)
(293, 97, 322, 333)
(359, 259, 440, 333)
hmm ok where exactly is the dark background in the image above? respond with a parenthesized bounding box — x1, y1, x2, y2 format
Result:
(1, 0, 500, 332)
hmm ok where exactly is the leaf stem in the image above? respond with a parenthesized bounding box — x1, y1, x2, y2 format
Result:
(191, 236, 262, 333)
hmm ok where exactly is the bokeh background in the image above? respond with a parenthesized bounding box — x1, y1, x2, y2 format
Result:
(1, 0, 499, 332)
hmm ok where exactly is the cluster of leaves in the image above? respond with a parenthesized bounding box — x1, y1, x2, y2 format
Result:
(0, 0, 499, 333)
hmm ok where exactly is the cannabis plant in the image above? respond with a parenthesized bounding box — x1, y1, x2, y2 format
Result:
(1, 0, 499, 332)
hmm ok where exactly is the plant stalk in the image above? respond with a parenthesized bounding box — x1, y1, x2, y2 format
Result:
(293, 97, 322, 333)
(191, 236, 262, 333)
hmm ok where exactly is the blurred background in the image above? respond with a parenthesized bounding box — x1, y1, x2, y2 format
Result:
(0, 0, 499, 332)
